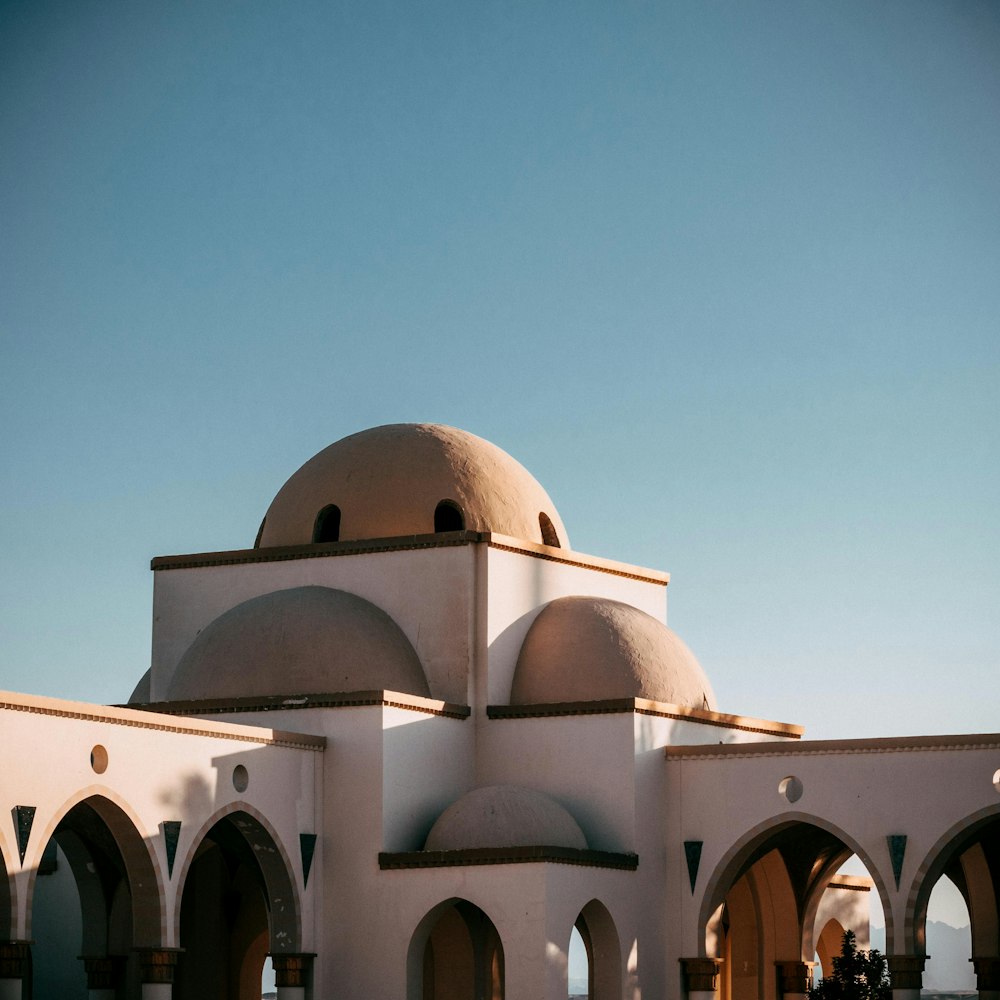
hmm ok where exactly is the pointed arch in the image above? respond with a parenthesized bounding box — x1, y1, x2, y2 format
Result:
(171, 800, 301, 953)
(407, 897, 504, 1000)
(697, 814, 893, 962)
(24, 786, 165, 947)
(572, 898, 622, 1000)
(906, 802, 1000, 957)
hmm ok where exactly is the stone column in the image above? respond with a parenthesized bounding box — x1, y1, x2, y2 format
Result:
(887, 954, 926, 1000)
(271, 953, 316, 1000)
(0, 941, 30, 1000)
(681, 957, 724, 1000)
(776, 960, 813, 1000)
(973, 956, 1000, 1000)
(80, 955, 125, 1000)
(136, 947, 182, 1000)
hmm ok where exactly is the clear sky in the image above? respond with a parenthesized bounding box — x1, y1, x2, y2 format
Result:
(2, 0, 998, 744)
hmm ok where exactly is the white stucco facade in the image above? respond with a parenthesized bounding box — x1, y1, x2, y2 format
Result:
(2, 423, 997, 1000)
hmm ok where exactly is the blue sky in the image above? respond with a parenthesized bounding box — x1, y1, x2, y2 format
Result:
(2, 0, 998, 747)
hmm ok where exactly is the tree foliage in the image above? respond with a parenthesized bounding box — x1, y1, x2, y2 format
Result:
(809, 930, 891, 1000)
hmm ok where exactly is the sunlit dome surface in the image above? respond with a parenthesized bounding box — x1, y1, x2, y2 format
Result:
(510, 596, 717, 709)
(256, 423, 569, 549)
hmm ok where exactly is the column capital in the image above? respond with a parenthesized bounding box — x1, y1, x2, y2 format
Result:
(887, 954, 927, 990)
(270, 953, 317, 988)
(680, 957, 724, 992)
(775, 960, 813, 996)
(973, 957, 1000, 991)
(135, 947, 183, 985)
(79, 955, 126, 990)
(0, 941, 31, 978)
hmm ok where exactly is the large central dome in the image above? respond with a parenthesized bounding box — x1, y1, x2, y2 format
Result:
(256, 423, 569, 549)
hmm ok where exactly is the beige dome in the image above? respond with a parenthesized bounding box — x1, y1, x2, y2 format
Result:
(425, 785, 588, 851)
(510, 596, 717, 709)
(166, 586, 429, 701)
(256, 423, 569, 549)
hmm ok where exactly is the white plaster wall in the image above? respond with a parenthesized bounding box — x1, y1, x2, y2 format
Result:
(326, 861, 639, 1000)
(662, 741, 1000, 993)
(149, 545, 477, 703)
(476, 714, 637, 852)
(0, 697, 319, 953)
(381, 707, 475, 852)
(483, 547, 668, 708)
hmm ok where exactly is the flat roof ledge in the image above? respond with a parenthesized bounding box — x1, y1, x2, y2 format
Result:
(378, 846, 638, 871)
(488, 698, 802, 739)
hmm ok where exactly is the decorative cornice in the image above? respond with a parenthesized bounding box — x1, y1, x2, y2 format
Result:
(0, 690, 325, 750)
(664, 731, 1000, 759)
(378, 846, 638, 871)
(149, 531, 669, 585)
(126, 689, 470, 720)
(488, 698, 802, 739)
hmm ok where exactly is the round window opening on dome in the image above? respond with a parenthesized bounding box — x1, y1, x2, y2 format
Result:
(313, 504, 341, 543)
(434, 500, 465, 533)
(233, 764, 249, 793)
(779, 775, 803, 803)
(90, 745, 108, 774)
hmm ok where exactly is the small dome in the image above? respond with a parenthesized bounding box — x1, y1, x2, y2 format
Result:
(425, 785, 588, 851)
(510, 596, 717, 709)
(166, 586, 429, 701)
(256, 423, 569, 549)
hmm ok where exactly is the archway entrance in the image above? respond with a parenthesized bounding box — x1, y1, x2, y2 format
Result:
(29, 795, 161, 998)
(911, 809, 1000, 998)
(175, 810, 299, 1000)
(703, 821, 889, 1000)
(570, 899, 621, 1000)
(420, 900, 504, 1000)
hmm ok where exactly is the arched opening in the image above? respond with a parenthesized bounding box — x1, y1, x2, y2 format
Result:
(434, 500, 465, 533)
(313, 504, 341, 543)
(570, 899, 621, 1000)
(539, 512, 560, 547)
(28, 795, 162, 999)
(175, 809, 299, 1000)
(408, 898, 504, 1000)
(909, 808, 1000, 996)
(814, 919, 846, 980)
(701, 820, 891, 1000)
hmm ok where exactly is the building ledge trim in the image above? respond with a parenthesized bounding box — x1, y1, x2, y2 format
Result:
(150, 531, 669, 585)
(0, 690, 326, 750)
(488, 698, 802, 738)
(664, 731, 1000, 759)
(126, 689, 471, 720)
(378, 846, 638, 871)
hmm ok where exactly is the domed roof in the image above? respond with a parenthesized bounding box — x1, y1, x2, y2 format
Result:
(424, 785, 588, 851)
(510, 596, 717, 709)
(256, 423, 569, 549)
(166, 586, 430, 701)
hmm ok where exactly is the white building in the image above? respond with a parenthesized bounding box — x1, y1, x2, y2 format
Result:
(2, 423, 997, 1000)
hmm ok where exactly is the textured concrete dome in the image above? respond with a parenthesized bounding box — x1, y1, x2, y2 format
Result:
(425, 785, 588, 851)
(166, 586, 430, 701)
(510, 596, 717, 709)
(256, 423, 569, 549)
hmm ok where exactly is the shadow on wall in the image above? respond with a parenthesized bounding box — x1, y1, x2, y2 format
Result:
(382, 710, 474, 852)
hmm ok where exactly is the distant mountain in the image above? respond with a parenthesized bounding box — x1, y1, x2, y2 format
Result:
(868, 922, 973, 991)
